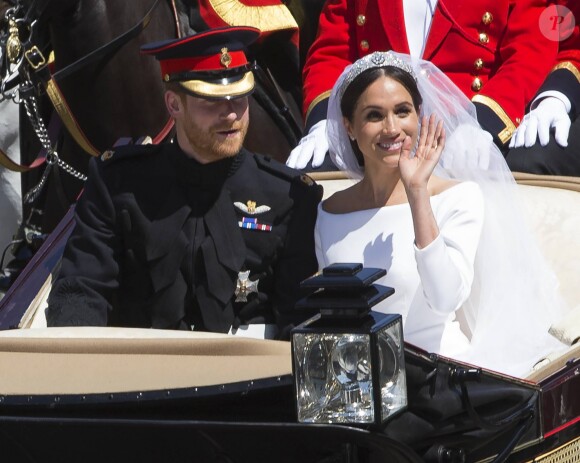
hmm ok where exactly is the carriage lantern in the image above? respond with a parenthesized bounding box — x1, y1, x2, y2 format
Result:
(291, 264, 407, 426)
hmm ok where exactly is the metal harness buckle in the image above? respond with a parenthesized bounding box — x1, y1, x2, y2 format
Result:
(24, 45, 46, 70)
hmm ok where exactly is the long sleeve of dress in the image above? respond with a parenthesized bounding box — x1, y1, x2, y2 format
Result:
(414, 182, 484, 315)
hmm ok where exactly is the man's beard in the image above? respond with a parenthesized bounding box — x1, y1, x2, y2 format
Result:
(184, 118, 248, 161)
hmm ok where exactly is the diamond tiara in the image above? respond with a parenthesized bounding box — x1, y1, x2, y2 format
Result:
(338, 51, 417, 99)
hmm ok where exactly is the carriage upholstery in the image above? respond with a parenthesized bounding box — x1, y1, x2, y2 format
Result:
(1, 172, 580, 383)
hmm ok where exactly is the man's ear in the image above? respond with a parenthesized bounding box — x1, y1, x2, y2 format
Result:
(165, 91, 182, 117)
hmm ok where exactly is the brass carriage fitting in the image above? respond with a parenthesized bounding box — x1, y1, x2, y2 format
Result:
(7, 19, 22, 64)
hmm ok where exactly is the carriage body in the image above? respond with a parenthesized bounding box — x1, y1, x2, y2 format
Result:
(0, 174, 579, 462)
(0, 328, 577, 463)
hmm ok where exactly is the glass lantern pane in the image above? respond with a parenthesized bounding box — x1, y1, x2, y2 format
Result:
(294, 333, 375, 424)
(377, 323, 407, 421)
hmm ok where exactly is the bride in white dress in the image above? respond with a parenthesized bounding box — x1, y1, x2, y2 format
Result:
(316, 51, 567, 377)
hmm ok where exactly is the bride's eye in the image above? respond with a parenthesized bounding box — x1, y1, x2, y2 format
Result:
(396, 107, 412, 117)
(365, 110, 383, 122)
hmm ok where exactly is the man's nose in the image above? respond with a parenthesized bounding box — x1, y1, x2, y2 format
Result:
(221, 98, 246, 120)
(220, 101, 237, 119)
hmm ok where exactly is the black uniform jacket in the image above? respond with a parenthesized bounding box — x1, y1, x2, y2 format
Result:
(46, 142, 322, 335)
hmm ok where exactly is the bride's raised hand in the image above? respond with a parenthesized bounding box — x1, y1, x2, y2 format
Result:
(399, 114, 445, 191)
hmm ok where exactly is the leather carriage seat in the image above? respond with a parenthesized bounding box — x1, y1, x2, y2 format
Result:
(511, 173, 580, 348)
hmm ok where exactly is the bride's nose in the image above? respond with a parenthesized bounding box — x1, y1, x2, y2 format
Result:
(382, 114, 399, 136)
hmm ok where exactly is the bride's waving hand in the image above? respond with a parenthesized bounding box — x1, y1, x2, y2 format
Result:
(399, 114, 445, 192)
(398, 114, 446, 249)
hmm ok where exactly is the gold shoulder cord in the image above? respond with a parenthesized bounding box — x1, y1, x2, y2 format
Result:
(206, 0, 298, 32)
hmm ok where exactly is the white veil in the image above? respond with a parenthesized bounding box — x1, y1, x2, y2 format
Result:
(326, 51, 567, 377)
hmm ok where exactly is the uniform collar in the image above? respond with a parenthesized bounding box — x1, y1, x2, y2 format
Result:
(168, 141, 246, 186)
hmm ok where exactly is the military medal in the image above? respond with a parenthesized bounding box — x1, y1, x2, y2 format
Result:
(235, 270, 259, 302)
(238, 217, 272, 231)
(235, 199, 273, 232)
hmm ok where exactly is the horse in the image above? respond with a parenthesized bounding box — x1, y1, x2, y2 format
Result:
(0, 0, 307, 238)
(0, 2, 23, 282)
(0, 99, 21, 256)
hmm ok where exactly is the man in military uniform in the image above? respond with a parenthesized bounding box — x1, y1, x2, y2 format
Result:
(46, 26, 322, 339)
(506, 0, 580, 176)
(287, 0, 558, 170)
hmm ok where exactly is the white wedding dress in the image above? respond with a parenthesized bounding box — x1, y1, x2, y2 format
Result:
(315, 181, 484, 358)
(322, 51, 568, 377)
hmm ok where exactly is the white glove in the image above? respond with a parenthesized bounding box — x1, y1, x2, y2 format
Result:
(286, 120, 329, 169)
(509, 97, 571, 149)
(441, 123, 494, 171)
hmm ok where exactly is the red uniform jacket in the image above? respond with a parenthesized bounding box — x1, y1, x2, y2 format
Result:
(538, 0, 580, 117)
(302, 0, 558, 147)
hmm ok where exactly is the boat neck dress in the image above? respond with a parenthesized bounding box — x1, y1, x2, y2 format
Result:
(315, 181, 484, 357)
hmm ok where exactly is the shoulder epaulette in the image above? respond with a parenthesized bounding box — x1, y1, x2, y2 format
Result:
(252, 152, 318, 187)
(99, 143, 163, 166)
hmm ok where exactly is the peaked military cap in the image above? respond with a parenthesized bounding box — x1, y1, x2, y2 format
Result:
(141, 26, 259, 99)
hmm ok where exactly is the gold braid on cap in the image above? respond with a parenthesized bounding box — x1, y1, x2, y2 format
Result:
(339, 51, 417, 99)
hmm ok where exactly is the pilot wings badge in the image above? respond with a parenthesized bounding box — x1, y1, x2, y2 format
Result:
(234, 200, 271, 215)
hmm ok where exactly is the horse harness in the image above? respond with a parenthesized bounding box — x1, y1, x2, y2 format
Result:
(0, 0, 177, 203)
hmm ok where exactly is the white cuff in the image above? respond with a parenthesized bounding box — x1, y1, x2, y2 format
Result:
(532, 91, 571, 113)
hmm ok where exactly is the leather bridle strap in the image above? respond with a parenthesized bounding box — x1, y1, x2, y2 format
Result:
(0, 110, 61, 172)
(44, 76, 100, 156)
(0, 147, 43, 172)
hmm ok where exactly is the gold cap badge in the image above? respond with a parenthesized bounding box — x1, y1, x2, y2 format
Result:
(220, 47, 232, 68)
